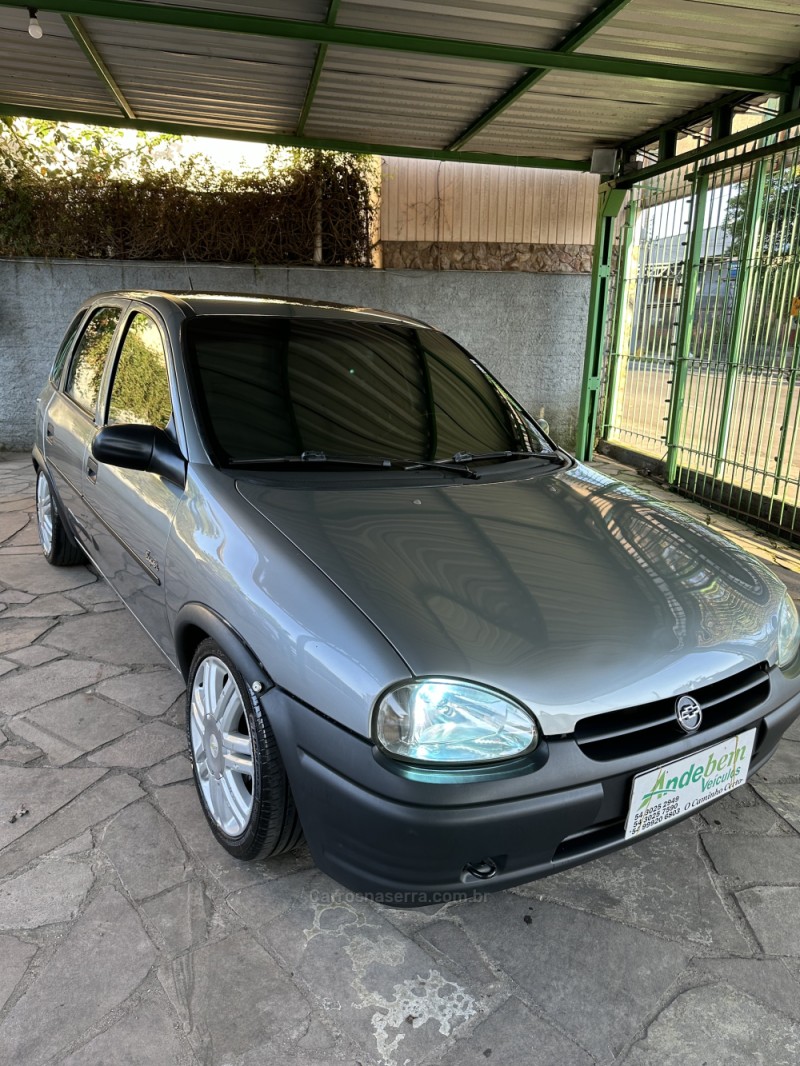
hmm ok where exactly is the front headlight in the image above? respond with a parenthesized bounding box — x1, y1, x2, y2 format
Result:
(777, 591, 800, 667)
(374, 679, 539, 765)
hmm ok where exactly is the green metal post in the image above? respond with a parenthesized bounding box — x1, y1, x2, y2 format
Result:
(658, 128, 677, 162)
(711, 104, 733, 141)
(713, 160, 766, 478)
(575, 185, 626, 461)
(665, 171, 709, 483)
(601, 195, 638, 438)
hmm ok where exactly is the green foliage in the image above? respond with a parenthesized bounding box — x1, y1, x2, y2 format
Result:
(0, 120, 376, 266)
(109, 315, 172, 429)
(67, 306, 121, 411)
(724, 166, 800, 259)
(0, 118, 173, 180)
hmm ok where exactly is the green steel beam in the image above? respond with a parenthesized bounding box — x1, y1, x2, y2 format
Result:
(665, 171, 709, 483)
(693, 132, 800, 177)
(62, 14, 135, 119)
(296, 0, 340, 137)
(614, 106, 800, 188)
(575, 184, 627, 461)
(447, 0, 635, 152)
(713, 160, 765, 478)
(600, 195, 638, 439)
(0, 101, 591, 170)
(621, 90, 753, 155)
(619, 59, 800, 156)
(0, 1, 789, 93)
(658, 128, 678, 162)
(783, 78, 800, 114)
(711, 104, 733, 141)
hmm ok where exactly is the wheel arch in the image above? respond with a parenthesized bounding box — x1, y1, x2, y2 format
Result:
(174, 602, 273, 694)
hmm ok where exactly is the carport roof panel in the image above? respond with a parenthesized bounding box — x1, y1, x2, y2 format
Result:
(465, 73, 720, 157)
(580, 0, 800, 72)
(302, 47, 529, 149)
(337, 1, 593, 49)
(0, 0, 797, 167)
(0, 8, 117, 110)
(80, 17, 317, 131)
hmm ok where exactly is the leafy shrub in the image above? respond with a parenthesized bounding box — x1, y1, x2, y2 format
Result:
(0, 120, 375, 266)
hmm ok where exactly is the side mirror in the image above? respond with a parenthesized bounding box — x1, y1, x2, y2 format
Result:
(92, 424, 186, 488)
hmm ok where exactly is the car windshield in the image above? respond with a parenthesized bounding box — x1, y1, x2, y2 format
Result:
(185, 316, 548, 467)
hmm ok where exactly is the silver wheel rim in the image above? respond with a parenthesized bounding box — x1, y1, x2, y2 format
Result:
(189, 655, 255, 836)
(36, 472, 54, 555)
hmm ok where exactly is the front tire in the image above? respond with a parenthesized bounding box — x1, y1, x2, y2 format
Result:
(186, 639, 302, 860)
(35, 468, 84, 566)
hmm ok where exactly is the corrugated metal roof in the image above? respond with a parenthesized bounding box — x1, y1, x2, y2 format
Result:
(82, 18, 315, 132)
(0, 0, 797, 166)
(582, 0, 800, 72)
(338, 1, 590, 49)
(466, 72, 715, 156)
(304, 48, 524, 147)
(0, 10, 114, 110)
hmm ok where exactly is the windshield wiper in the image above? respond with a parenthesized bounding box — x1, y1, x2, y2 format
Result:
(432, 449, 565, 465)
(229, 451, 393, 469)
(397, 457, 480, 479)
(231, 450, 481, 479)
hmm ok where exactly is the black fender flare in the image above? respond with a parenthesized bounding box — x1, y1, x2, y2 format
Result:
(173, 602, 273, 696)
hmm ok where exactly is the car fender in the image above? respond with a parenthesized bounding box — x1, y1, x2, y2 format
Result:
(173, 601, 272, 694)
(164, 466, 413, 736)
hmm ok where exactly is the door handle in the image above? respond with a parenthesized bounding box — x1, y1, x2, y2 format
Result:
(86, 459, 98, 483)
(46, 421, 55, 440)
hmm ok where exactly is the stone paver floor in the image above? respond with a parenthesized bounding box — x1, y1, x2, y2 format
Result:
(1, 450, 800, 1065)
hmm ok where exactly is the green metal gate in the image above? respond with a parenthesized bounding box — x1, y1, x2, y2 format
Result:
(599, 121, 800, 543)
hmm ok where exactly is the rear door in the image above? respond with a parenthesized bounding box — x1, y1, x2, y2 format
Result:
(45, 303, 126, 548)
(83, 307, 184, 654)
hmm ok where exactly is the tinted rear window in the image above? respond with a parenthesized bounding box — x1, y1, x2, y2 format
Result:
(185, 317, 540, 464)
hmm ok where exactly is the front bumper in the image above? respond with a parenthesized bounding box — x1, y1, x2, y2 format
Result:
(264, 666, 800, 907)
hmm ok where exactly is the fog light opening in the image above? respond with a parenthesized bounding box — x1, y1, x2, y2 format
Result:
(462, 858, 498, 881)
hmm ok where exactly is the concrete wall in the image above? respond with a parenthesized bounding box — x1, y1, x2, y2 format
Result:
(0, 258, 590, 451)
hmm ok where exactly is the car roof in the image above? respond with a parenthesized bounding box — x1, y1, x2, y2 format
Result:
(84, 290, 432, 328)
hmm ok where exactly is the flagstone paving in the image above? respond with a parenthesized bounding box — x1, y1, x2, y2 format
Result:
(1, 450, 800, 1065)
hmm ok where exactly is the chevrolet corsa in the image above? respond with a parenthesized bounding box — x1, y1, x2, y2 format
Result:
(33, 292, 800, 905)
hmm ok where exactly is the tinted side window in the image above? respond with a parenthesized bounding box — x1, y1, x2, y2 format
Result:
(50, 310, 86, 387)
(107, 312, 172, 429)
(66, 307, 122, 415)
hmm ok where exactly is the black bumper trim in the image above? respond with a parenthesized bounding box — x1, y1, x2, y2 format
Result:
(263, 670, 800, 906)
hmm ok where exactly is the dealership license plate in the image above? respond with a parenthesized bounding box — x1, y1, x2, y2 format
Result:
(624, 728, 757, 840)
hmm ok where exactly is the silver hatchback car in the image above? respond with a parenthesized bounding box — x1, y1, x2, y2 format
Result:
(33, 291, 800, 905)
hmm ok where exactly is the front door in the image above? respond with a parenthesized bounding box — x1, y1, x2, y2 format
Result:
(84, 309, 184, 656)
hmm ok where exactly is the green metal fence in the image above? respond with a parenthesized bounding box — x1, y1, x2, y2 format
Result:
(601, 123, 800, 543)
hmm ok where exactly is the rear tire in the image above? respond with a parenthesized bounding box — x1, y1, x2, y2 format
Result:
(186, 638, 302, 860)
(35, 468, 84, 566)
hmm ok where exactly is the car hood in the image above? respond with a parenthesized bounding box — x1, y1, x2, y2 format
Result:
(236, 462, 785, 732)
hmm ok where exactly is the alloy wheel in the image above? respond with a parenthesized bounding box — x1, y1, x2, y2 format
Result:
(189, 655, 255, 836)
(36, 472, 54, 555)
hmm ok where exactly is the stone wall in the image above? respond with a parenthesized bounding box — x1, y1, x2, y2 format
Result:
(381, 241, 593, 273)
(0, 258, 590, 451)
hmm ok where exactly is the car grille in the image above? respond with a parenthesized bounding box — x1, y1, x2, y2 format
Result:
(574, 663, 770, 761)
